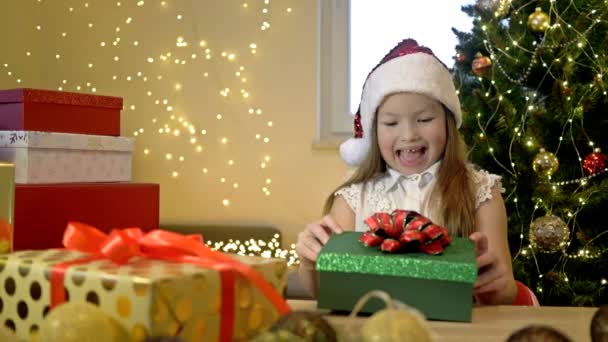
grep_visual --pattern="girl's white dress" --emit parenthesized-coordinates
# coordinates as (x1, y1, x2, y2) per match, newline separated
(335, 162, 505, 232)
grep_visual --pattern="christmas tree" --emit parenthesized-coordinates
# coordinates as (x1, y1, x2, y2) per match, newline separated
(453, 0, 608, 306)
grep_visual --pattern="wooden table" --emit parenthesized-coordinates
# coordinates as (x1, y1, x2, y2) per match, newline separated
(288, 300, 598, 341)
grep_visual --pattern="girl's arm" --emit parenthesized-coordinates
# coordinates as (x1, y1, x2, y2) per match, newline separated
(296, 195, 355, 297)
(472, 184, 518, 305)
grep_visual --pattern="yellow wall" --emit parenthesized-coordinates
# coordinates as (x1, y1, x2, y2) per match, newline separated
(0, 1, 349, 246)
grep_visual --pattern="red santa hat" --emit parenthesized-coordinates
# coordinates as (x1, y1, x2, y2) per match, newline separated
(340, 39, 462, 167)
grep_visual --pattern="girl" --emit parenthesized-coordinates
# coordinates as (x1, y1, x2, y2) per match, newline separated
(296, 39, 517, 305)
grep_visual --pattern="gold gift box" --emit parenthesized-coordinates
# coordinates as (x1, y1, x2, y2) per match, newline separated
(0, 162, 14, 254)
(0, 249, 287, 341)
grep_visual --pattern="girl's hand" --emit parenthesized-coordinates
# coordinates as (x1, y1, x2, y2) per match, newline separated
(296, 215, 344, 269)
(470, 231, 511, 296)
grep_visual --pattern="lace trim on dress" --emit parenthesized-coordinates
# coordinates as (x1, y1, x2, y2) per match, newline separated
(473, 169, 505, 209)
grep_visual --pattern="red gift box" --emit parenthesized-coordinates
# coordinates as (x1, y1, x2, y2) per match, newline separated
(14, 183, 159, 250)
(0, 88, 122, 136)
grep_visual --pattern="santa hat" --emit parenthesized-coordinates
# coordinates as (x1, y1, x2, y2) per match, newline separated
(340, 39, 462, 167)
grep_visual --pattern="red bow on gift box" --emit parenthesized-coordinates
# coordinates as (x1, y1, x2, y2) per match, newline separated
(50, 222, 291, 342)
(360, 210, 451, 254)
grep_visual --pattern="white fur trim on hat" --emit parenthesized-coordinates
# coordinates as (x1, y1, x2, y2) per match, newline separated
(340, 51, 461, 167)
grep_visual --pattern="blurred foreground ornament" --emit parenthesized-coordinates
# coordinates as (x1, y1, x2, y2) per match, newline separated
(347, 290, 434, 342)
(38, 302, 127, 342)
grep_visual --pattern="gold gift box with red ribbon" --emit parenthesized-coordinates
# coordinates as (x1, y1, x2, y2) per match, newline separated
(0, 222, 290, 341)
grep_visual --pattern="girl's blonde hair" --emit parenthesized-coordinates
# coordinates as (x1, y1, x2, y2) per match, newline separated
(323, 103, 476, 237)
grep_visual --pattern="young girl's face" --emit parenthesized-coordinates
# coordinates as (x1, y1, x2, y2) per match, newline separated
(376, 92, 447, 175)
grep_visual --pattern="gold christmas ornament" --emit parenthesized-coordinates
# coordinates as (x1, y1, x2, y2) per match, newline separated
(38, 302, 128, 342)
(347, 290, 434, 342)
(529, 214, 570, 253)
(496, 0, 512, 17)
(532, 148, 559, 177)
(472, 52, 493, 76)
(527, 7, 550, 33)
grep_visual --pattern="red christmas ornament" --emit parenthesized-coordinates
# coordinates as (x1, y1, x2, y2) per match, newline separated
(454, 50, 467, 64)
(472, 52, 492, 76)
(583, 149, 608, 175)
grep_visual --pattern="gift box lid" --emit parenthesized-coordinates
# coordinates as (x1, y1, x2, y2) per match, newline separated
(0, 130, 133, 151)
(0, 88, 123, 109)
(317, 232, 477, 284)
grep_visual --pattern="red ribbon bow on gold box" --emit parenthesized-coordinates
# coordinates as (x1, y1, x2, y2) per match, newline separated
(50, 222, 291, 342)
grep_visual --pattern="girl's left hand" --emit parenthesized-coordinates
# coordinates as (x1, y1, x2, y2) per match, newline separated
(469, 231, 511, 295)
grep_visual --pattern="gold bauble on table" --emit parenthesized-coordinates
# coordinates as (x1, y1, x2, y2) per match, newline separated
(532, 148, 559, 177)
(527, 7, 550, 33)
(38, 302, 128, 342)
(361, 308, 434, 342)
(529, 214, 570, 253)
(346, 290, 434, 342)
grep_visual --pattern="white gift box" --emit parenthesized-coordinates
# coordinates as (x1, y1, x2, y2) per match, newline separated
(0, 131, 133, 184)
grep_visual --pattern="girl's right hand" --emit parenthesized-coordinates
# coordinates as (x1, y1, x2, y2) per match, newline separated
(296, 215, 344, 269)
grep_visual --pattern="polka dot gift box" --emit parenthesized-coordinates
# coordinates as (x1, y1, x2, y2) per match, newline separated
(0, 238, 288, 341)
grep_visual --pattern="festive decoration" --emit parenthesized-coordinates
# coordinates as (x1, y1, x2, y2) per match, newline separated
(347, 290, 433, 342)
(472, 52, 493, 76)
(591, 305, 608, 342)
(454, 50, 467, 64)
(527, 7, 551, 33)
(496, 0, 512, 17)
(454, 0, 608, 306)
(206, 234, 300, 266)
(317, 232, 477, 322)
(583, 149, 607, 176)
(529, 214, 570, 253)
(524, 88, 547, 116)
(360, 210, 451, 254)
(38, 302, 128, 342)
(476, 0, 511, 17)
(267, 311, 338, 342)
(533, 148, 559, 177)
(506, 325, 572, 341)
(0, 223, 290, 342)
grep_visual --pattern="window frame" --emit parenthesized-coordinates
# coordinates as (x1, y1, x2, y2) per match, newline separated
(316, 0, 352, 149)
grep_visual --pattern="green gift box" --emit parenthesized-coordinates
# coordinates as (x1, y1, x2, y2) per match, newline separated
(316, 232, 477, 322)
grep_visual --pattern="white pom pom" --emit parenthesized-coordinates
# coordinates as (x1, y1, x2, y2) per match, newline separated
(339, 138, 370, 167)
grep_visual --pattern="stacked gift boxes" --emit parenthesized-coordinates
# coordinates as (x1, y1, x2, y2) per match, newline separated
(0, 88, 159, 250)
(0, 88, 289, 342)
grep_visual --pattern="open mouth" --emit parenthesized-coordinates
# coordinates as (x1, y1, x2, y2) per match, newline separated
(396, 147, 427, 167)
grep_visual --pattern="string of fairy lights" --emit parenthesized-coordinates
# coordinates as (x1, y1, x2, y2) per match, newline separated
(458, 0, 608, 293)
(1, 0, 301, 264)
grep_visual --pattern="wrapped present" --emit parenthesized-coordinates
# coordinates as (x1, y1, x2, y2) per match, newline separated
(0, 223, 290, 342)
(0, 162, 14, 253)
(0, 88, 122, 136)
(316, 232, 477, 322)
(0, 131, 133, 184)
(14, 183, 159, 250)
